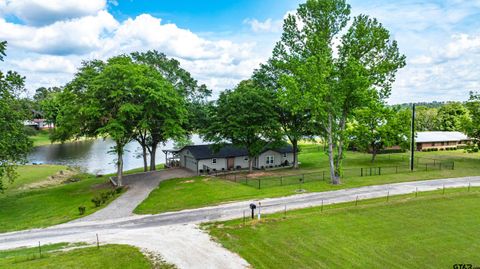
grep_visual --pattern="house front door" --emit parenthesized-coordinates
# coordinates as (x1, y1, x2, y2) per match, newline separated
(227, 157, 235, 170)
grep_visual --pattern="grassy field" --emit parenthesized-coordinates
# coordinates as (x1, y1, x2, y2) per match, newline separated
(0, 243, 172, 268)
(208, 188, 480, 269)
(29, 130, 53, 147)
(135, 145, 480, 214)
(0, 165, 123, 233)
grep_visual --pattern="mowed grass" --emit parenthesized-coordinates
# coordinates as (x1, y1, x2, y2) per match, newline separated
(0, 244, 162, 269)
(135, 145, 480, 214)
(0, 165, 122, 233)
(4, 165, 68, 190)
(29, 130, 53, 147)
(208, 189, 480, 269)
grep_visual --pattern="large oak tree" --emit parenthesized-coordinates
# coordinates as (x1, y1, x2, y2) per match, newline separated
(270, 0, 406, 184)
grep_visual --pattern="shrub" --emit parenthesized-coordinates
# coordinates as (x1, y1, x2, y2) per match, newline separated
(100, 192, 110, 204)
(115, 186, 124, 194)
(78, 206, 86, 215)
(91, 196, 102, 207)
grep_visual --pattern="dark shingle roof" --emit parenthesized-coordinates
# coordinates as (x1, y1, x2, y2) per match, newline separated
(181, 144, 293, 160)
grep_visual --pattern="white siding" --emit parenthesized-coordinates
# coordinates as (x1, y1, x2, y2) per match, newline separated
(234, 156, 250, 169)
(178, 149, 197, 172)
(198, 158, 227, 172)
(257, 151, 294, 168)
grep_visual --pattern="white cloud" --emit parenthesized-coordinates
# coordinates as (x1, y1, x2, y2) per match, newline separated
(0, 11, 118, 55)
(1, 0, 106, 26)
(0, 10, 266, 96)
(11, 55, 76, 73)
(243, 18, 283, 33)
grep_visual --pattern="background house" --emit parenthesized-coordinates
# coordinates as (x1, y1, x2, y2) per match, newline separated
(416, 131, 470, 151)
(170, 144, 295, 174)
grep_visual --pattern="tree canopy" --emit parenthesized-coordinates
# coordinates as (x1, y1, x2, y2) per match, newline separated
(0, 41, 32, 191)
(54, 55, 185, 185)
(267, 0, 406, 183)
(202, 80, 282, 172)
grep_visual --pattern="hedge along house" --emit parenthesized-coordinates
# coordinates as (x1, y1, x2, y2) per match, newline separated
(416, 131, 470, 151)
(167, 144, 295, 174)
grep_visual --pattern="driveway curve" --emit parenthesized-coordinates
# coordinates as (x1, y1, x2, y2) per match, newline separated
(76, 168, 194, 222)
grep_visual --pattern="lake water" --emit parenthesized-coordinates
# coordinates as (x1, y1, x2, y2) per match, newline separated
(28, 135, 205, 174)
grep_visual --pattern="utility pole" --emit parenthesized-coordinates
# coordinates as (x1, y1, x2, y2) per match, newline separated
(410, 104, 416, 171)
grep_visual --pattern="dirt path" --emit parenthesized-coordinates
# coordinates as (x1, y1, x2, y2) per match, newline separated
(76, 168, 194, 222)
(1, 176, 480, 268)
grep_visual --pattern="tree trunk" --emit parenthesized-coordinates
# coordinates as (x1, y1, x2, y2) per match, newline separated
(327, 114, 340, 184)
(248, 158, 253, 173)
(335, 116, 347, 177)
(149, 142, 158, 171)
(142, 144, 148, 172)
(371, 150, 377, 163)
(292, 139, 299, 169)
(117, 147, 124, 187)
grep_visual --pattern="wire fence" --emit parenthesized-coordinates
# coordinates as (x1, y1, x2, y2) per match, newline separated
(220, 157, 455, 189)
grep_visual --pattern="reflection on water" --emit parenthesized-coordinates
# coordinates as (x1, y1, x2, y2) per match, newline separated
(28, 135, 205, 174)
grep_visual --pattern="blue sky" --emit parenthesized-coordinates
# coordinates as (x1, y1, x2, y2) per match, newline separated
(0, 0, 479, 104)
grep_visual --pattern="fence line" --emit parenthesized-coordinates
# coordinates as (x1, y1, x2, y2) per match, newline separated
(222, 158, 454, 189)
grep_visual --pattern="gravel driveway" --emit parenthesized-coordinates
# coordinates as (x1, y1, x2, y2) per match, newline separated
(76, 168, 194, 222)
(2, 176, 479, 269)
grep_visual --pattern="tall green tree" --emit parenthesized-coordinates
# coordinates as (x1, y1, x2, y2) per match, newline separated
(270, 0, 405, 184)
(0, 41, 32, 191)
(415, 106, 438, 131)
(57, 56, 180, 185)
(436, 102, 469, 131)
(203, 80, 282, 172)
(253, 62, 314, 169)
(463, 91, 480, 146)
(350, 101, 410, 162)
(131, 51, 210, 171)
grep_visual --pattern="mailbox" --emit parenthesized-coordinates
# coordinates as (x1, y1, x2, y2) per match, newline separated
(249, 203, 257, 219)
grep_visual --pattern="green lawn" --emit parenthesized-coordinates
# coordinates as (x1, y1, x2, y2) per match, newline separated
(0, 165, 123, 233)
(0, 243, 172, 268)
(135, 145, 480, 214)
(207, 189, 480, 269)
(3, 165, 68, 190)
(29, 130, 53, 147)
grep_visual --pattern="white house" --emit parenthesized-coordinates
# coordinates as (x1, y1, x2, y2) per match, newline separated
(170, 144, 295, 174)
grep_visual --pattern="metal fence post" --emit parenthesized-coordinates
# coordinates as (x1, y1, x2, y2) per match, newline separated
(379, 167, 381, 175)
(280, 176, 283, 186)
(258, 178, 261, 189)
(452, 162, 455, 170)
(322, 171, 325, 180)
(425, 163, 428, 171)
(395, 166, 398, 173)
(361, 168, 363, 177)
(38, 241, 42, 257)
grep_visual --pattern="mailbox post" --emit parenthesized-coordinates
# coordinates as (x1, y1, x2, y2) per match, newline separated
(249, 203, 256, 219)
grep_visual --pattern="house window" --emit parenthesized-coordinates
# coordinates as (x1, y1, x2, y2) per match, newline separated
(244, 157, 248, 161)
(431, 143, 435, 147)
(283, 153, 287, 158)
(266, 155, 274, 165)
(212, 158, 217, 164)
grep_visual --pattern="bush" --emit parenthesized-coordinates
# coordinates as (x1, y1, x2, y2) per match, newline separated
(115, 186, 124, 194)
(78, 206, 86, 215)
(91, 196, 102, 207)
